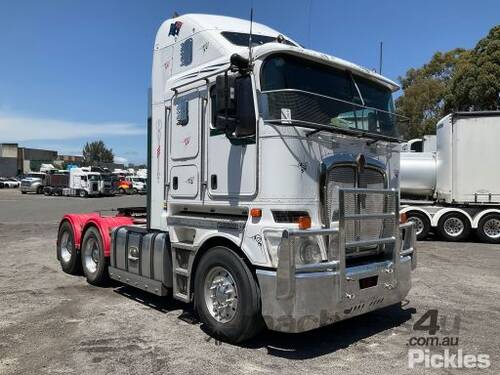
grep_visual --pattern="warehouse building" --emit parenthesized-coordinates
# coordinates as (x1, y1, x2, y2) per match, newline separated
(0, 143, 58, 177)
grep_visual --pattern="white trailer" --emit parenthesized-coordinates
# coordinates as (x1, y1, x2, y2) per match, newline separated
(56, 14, 416, 343)
(401, 111, 500, 243)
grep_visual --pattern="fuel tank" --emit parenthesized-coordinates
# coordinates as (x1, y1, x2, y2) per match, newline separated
(400, 152, 437, 197)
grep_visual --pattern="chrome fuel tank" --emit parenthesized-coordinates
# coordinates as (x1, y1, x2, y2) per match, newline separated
(400, 152, 437, 197)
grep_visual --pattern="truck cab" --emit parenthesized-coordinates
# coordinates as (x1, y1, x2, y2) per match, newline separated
(56, 14, 416, 343)
(20, 172, 46, 194)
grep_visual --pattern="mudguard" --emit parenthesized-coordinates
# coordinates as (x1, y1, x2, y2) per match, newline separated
(59, 213, 134, 256)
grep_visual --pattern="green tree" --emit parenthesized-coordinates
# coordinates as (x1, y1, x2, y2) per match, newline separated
(396, 49, 466, 138)
(82, 140, 114, 166)
(446, 25, 500, 112)
(396, 24, 500, 139)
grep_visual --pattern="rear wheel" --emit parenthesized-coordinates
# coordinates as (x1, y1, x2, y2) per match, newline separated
(437, 212, 471, 241)
(406, 211, 430, 241)
(57, 221, 81, 274)
(119, 188, 126, 194)
(477, 213, 500, 244)
(81, 226, 109, 286)
(194, 246, 263, 343)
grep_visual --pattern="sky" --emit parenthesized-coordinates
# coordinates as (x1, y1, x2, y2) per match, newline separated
(0, 0, 498, 165)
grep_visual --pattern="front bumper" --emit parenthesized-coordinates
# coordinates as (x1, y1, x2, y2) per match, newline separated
(257, 188, 417, 333)
(20, 185, 36, 192)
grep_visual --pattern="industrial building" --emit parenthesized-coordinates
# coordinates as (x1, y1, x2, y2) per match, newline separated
(0, 143, 57, 177)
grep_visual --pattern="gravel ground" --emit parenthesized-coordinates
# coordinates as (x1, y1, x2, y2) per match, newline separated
(0, 188, 499, 374)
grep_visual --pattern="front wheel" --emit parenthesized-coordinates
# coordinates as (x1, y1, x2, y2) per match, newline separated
(79, 189, 88, 198)
(194, 246, 263, 343)
(477, 213, 500, 244)
(36, 186, 43, 194)
(81, 227, 109, 286)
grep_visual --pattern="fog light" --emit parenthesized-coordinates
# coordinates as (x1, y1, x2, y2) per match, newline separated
(296, 238, 322, 265)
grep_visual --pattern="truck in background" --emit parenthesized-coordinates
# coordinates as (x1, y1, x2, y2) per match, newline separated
(20, 172, 46, 194)
(43, 170, 70, 196)
(125, 175, 147, 194)
(400, 111, 500, 243)
(61, 167, 102, 198)
(55, 14, 416, 343)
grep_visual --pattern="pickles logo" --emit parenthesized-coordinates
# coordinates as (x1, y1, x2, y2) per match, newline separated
(406, 309, 491, 369)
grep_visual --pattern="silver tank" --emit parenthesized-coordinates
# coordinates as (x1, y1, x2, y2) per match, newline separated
(400, 152, 437, 197)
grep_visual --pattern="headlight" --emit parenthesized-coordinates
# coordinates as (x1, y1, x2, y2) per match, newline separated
(295, 237, 322, 265)
(263, 231, 323, 267)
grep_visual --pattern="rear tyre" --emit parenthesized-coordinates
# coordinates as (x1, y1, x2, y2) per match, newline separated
(57, 221, 81, 274)
(437, 212, 471, 242)
(119, 188, 126, 195)
(406, 211, 430, 241)
(477, 213, 500, 244)
(81, 226, 109, 286)
(194, 246, 264, 343)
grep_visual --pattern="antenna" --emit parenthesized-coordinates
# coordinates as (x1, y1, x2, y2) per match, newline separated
(379, 41, 383, 74)
(248, 8, 254, 66)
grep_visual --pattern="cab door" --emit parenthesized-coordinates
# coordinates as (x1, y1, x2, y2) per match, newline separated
(168, 87, 205, 200)
(205, 86, 257, 199)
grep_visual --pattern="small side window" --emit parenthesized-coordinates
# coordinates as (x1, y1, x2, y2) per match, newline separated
(180, 38, 193, 66)
(176, 100, 189, 126)
(210, 85, 217, 128)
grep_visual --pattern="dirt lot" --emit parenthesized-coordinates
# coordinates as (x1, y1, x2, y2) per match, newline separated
(0, 188, 499, 374)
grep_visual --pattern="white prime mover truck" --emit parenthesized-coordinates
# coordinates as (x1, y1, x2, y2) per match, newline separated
(401, 111, 500, 243)
(56, 14, 416, 343)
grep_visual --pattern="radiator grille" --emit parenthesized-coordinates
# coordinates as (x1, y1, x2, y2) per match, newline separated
(325, 165, 395, 259)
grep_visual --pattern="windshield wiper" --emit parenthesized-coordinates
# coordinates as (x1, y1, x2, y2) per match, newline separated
(265, 119, 400, 143)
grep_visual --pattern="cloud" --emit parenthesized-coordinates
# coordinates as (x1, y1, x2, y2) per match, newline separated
(0, 111, 145, 142)
(114, 156, 128, 165)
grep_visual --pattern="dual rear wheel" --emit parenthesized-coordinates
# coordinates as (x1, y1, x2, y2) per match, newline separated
(57, 226, 264, 343)
(57, 223, 109, 285)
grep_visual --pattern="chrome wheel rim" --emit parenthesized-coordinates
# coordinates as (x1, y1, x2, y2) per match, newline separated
(408, 216, 424, 236)
(443, 217, 464, 237)
(83, 237, 99, 274)
(483, 218, 500, 239)
(60, 231, 73, 264)
(204, 266, 238, 323)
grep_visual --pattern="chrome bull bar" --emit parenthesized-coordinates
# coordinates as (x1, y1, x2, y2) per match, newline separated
(276, 188, 417, 300)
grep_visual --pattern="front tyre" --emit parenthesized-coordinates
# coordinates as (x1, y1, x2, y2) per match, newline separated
(194, 246, 263, 343)
(57, 221, 81, 274)
(406, 211, 431, 241)
(81, 226, 109, 286)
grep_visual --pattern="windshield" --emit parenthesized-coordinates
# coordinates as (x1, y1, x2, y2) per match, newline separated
(88, 174, 100, 181)
(260, 54, 400, 139)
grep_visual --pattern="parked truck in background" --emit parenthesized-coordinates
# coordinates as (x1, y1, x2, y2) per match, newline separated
(20, 172, 46, 194)
(400, 111, 500, 243)
(125, 175, 147, 194)
(43, 170, 70, 196)
(62, 167, 102, 198)
(55, 14, 416, 343)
